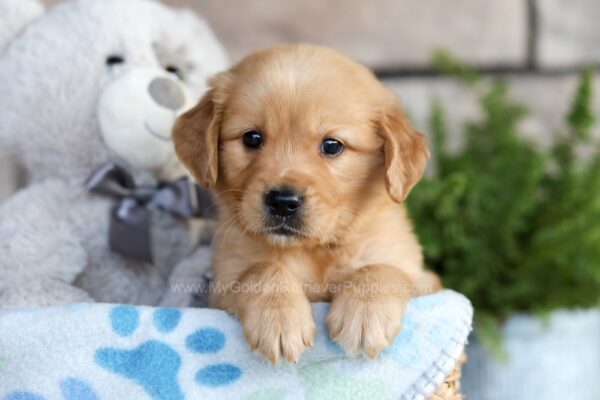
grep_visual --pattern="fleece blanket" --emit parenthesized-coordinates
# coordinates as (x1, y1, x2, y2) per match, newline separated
(0, 290, 471, 400)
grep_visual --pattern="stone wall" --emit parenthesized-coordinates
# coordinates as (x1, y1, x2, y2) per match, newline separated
(1, 0, 598, 201)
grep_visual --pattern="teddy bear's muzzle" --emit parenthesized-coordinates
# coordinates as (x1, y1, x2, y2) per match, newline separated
(97, 68, 194, 172)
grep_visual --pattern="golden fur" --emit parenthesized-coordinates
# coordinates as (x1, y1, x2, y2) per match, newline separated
(174, 44, 439, 363)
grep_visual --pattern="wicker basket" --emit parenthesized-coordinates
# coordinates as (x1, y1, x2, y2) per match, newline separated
(427, 352, 466, 400)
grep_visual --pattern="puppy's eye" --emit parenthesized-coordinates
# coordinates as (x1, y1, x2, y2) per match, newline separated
(321, 138, 344, 156)
(243, 130, 263, 149)
(106, 55, 125, 66)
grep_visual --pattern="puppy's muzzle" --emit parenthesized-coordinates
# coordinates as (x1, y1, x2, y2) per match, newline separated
(265, 187, 303, 218)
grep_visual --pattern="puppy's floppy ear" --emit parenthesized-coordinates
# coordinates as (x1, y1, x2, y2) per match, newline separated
(173, 88, 222, 188)
(377, 100, 430, 203)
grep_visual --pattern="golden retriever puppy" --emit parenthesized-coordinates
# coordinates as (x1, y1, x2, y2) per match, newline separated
(173, 43, 438, 363)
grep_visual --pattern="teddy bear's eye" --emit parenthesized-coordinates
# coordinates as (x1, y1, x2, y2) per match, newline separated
(106, 55, 125, 67)
(165, 65, 183, 80)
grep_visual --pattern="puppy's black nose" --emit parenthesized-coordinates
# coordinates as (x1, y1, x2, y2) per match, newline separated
(265, 188, 302, 217)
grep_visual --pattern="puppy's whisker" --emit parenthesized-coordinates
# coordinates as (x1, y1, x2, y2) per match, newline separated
(212, 218, 235, 244)
(220, 211, 245, 245)
(213, 188, 245, 199)
(200, 200, 222, 217)
(215, 220, 236, 247)
(335, 205, 361, 218)
(212, 213, 241, 246)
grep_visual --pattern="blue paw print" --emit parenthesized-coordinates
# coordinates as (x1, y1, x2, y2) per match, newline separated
(6, 378, 98, 400)
(95, 306, 241, 400)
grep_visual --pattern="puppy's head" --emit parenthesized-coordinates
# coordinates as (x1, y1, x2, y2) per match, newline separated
(174, 44, 428, 247)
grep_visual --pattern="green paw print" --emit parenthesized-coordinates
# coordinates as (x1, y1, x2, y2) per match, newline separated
(301, 365, 388, 400)
(0, 355, 7, 373)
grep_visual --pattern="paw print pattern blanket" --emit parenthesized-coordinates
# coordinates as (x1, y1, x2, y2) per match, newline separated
(0, 290, 472, 400)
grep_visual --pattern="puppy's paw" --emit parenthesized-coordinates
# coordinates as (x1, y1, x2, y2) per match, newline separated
(327, 293, 406, 358)
(241, 297, 316, 364)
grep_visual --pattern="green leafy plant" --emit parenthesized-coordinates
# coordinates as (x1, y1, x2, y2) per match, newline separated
(407, 52, 600, 356)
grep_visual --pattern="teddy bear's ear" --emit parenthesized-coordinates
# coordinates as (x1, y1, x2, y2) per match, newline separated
(0, 0, 45, 53)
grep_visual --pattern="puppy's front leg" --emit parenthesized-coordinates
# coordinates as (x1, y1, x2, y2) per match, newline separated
(233, 263, 316, 364)
(327, 264, 415, 358)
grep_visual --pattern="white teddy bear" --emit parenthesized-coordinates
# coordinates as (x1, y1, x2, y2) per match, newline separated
(0, 0, 227, 307)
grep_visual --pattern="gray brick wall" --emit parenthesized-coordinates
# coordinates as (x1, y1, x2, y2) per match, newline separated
(164, 0, 528, 69)
(537, 0, 600, 68)
(389, 73, 600, 149)
(1, 0, 598, 201)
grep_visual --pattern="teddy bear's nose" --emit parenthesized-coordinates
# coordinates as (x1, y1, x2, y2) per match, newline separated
(148, 77, 185, 111)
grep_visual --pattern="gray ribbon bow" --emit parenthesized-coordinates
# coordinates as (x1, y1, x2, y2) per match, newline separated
(85, 162, 216, 263)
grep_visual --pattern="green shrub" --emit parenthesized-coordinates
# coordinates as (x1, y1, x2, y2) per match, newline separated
(406, 53, 600, 355)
